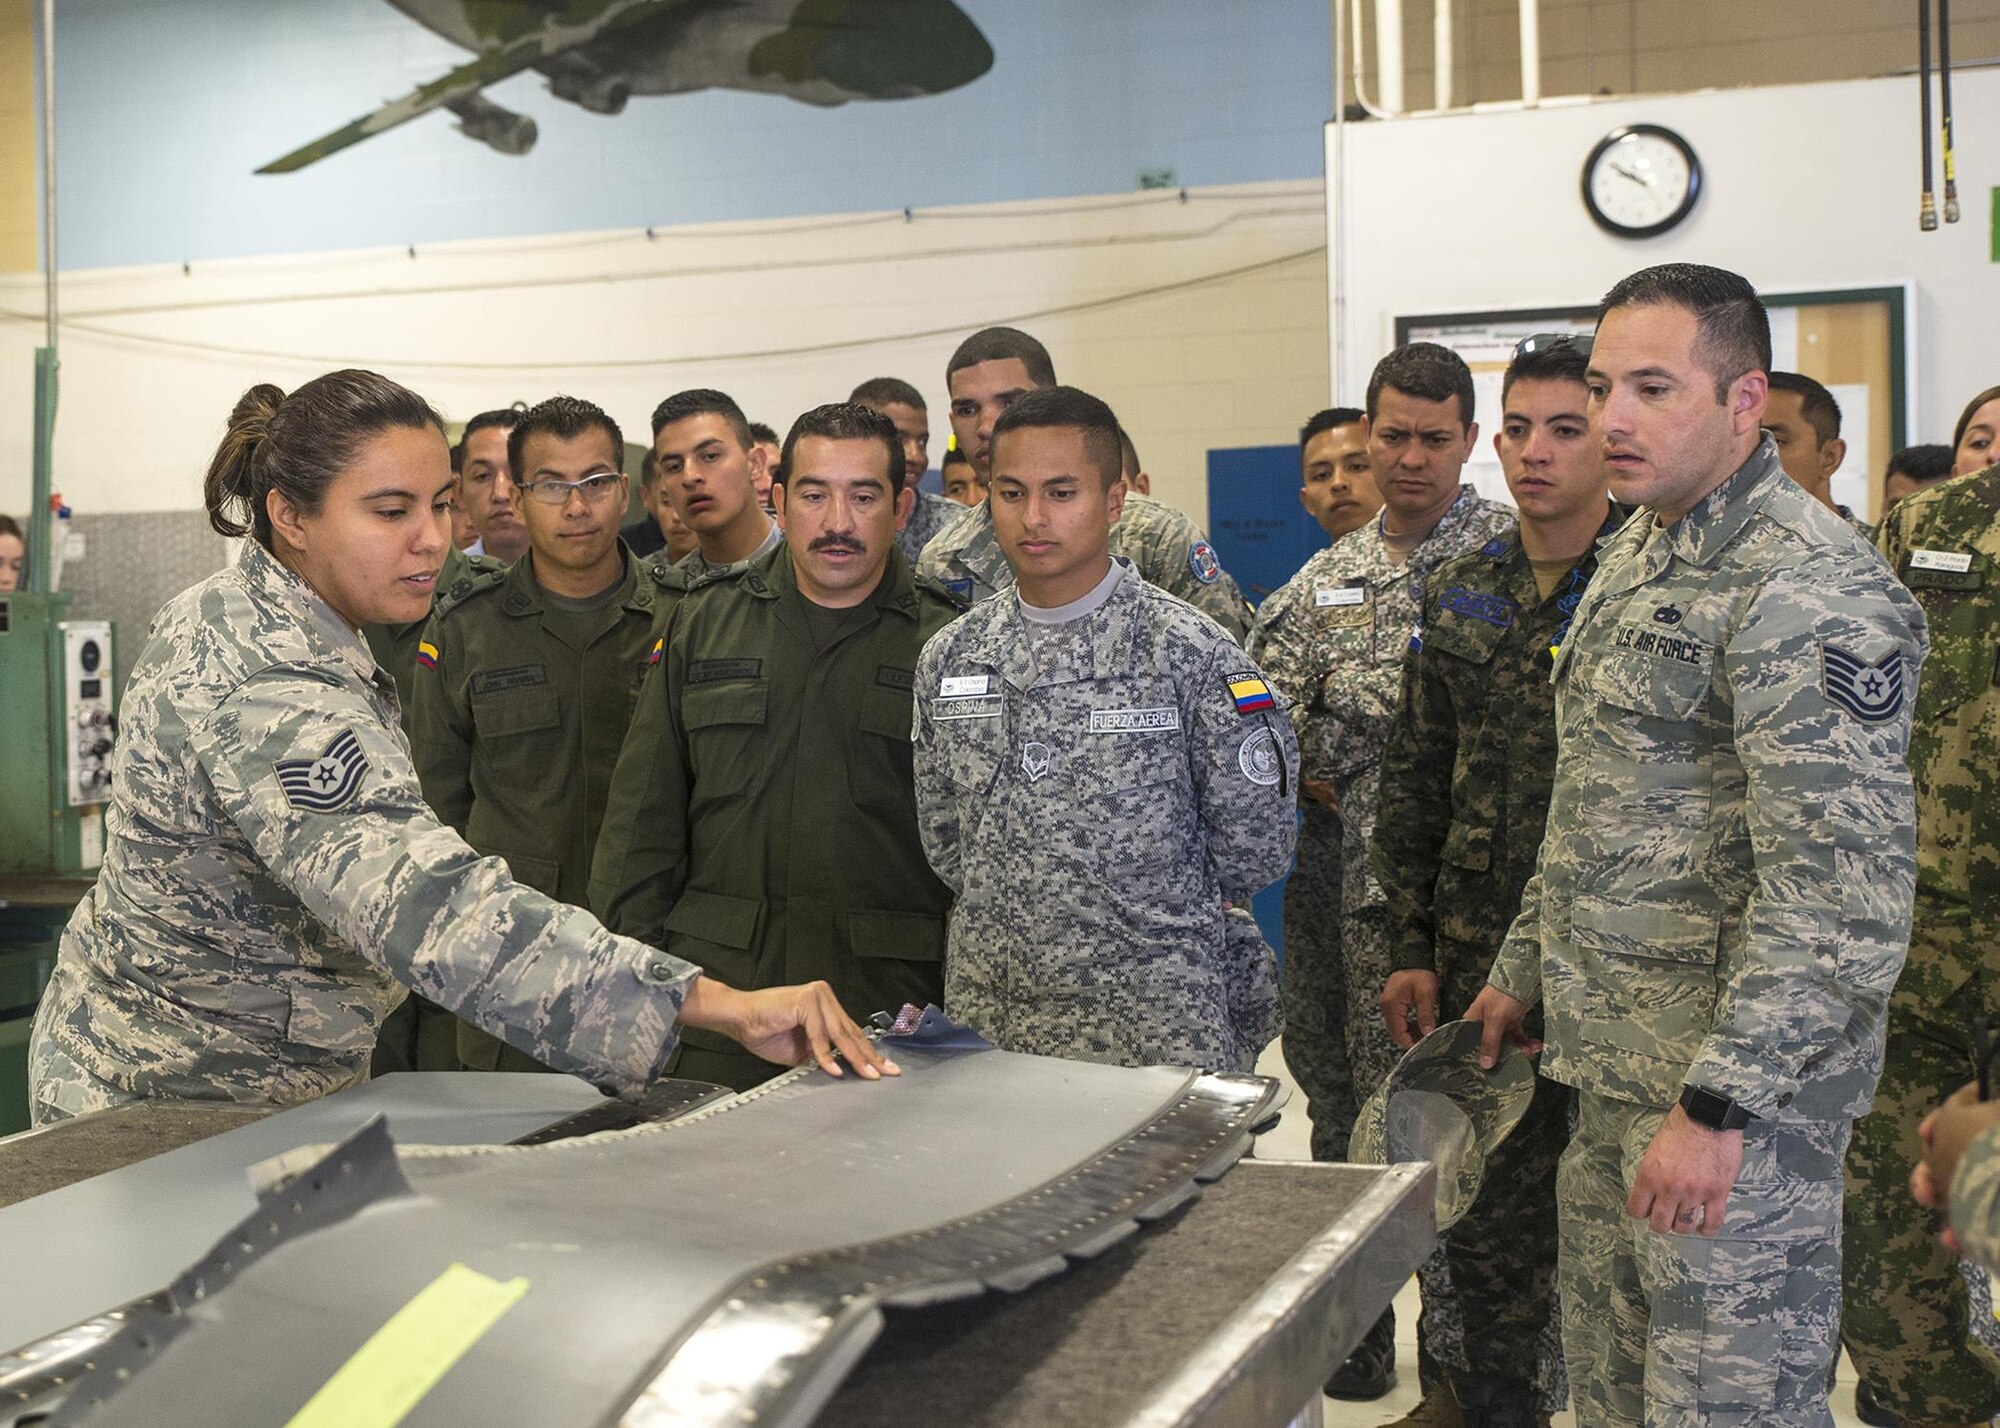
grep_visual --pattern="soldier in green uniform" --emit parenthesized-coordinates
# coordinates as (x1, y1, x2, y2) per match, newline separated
(412, 395, 689, 1073)
(29, 371, 893, 1123)
(363, 418, 508, 1076)
(917, 326, 1252, 641)
(1471, 265, 1927, 1427)
(652, 388, 783, 582)
(1840, 446, 2000, 1428)
(1374, 337, 1620, 1426)
(591, 403, 964, 1091)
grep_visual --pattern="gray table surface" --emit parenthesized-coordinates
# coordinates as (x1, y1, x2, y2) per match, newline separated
(0, 1083, 1431, 1428)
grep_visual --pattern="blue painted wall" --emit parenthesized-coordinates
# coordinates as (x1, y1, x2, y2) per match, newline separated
(57, 0, 1331, 270)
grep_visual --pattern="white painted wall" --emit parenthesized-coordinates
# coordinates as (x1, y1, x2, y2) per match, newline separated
(1326, 73, 2000, 447)
(0, 180, 1329, 529)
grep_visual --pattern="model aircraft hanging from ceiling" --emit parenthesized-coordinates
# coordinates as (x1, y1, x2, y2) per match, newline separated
(257, 0, 995, 174)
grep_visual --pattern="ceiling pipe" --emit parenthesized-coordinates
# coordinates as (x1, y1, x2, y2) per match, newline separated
(1375, 0, 1405, 116)
(1435, 0, 1455, 112)
(1520, 0, 1542, 106)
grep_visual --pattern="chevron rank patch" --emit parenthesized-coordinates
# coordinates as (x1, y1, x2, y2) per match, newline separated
(414, 641, 439, 670)
(1227, 674, 1275, 715)
(275, 729, 370, 813)
(1821, 643, 1905, 723)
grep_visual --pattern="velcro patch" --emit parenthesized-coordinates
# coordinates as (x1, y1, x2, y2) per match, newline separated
(1437, 586, 1516, 628)
(1088, 707, 1180, 734)
(275, 730, 369, 814)
(934, 694, 1004, 721)
(688, 658, 763, 685)
(1238, 726, 1282, 786)
(469, 665, 546, 695)
(1227, 675, 1275, 715)
(1822, 644, 1905, 723)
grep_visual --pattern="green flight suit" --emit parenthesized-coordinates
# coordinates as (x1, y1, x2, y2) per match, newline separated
(362, 540, 502, 1074)
(412, 544, 688, 1072)
(590, 544, 963, 1091)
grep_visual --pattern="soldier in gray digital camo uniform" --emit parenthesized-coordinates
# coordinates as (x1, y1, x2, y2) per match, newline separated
(914, 386, 1296, 1072)
(915, 326, 1251, 641)
(1254, 343, 1512, 1404)
(29, 371, 889, 1123)
(1470, 266, 1927, 1428)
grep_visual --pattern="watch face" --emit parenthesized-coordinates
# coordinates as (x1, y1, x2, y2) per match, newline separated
(1583, 124, 1701, 238)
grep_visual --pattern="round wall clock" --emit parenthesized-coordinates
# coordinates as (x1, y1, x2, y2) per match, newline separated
(1582, 124, 1702, 238)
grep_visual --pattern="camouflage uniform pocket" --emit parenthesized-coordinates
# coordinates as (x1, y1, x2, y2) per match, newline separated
(1583, 648, 1714, 826)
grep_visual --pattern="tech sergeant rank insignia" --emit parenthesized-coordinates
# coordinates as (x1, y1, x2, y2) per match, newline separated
(275, 729, 370, 813)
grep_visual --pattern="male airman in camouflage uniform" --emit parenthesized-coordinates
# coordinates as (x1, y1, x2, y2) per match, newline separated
(1840, 459, 2000, 1427)
(916, 325, 1251, 641)
(412, 396, 688, 1074)
(592, 404, 963, 1091)
(914, 387, 1296, 1071)
(1373, 339, 1619, 1425)
(1471, 265, 1927, 1427)
(1253, 343, 1511, 1402)
(28, 540, 704, 1121)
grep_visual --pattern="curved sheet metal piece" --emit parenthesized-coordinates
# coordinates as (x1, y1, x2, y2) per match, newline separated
(50, 1033, 1281, 1428)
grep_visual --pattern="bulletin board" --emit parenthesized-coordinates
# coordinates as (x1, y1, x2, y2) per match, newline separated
(1395, 285, 1912, 522)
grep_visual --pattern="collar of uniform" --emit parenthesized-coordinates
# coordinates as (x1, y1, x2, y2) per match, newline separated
(955, 500, 1013, 586)
(1662, 436, 1783, 568)
(988, 557, 1142, 691)
(236, 539, 379, 682)
(1371, 484, 1488, 565)
(755, 536, 921, 620)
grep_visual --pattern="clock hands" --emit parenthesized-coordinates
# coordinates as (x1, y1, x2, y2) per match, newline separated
(1611, 161, 1654, 187)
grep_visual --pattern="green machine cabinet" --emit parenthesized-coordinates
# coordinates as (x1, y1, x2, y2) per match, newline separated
(0, 591, 117, 1131)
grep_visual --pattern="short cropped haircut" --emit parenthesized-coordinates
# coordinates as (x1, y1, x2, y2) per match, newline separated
(778, 402, 906, 492)
(1367, 343, 1475, 428)
(1768, 371, 1842, 445)
(1953, 384, 2000, 452)
(989, 385, 1123, 489)
(1598, 263, 1771, 402)
(651, 388, 752, 445)
(1887, 443, 1954, 483)
(1301, 407, 1366, 449)
(748, 421, 779, 447)
(1117, 426, 1141, 480)
(453, 408, 522, 471)
(946, 326, 1057, 387)
(638, 447, 660, 490)
(941, 445, 972, 471)
(1502, 342, 1590, 406)
(849, 376, 926, 411)
(507, 395, 624, 479)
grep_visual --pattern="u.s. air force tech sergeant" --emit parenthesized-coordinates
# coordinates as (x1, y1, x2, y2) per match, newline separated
(29, 371, 893, 1123)
(592, 404, 964, 1091)
(916, 325, 1253, 643)
(651, 387, 784, 583)
(1468, 265, 1927, 1427)
(1373, 337, 1621, 1426)
(412, 396, 690, 1074)
(1251, 343, 1512, 1402)
(914, 386, 1297, 1072)
(1840, 447, 2000, 1427)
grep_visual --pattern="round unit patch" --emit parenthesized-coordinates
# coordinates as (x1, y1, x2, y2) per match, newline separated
(1188, 540, 1222, 586)
(1238, 726, 1281, 786)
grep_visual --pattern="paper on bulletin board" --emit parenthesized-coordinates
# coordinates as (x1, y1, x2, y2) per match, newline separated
(1826, 383, 1872, 519)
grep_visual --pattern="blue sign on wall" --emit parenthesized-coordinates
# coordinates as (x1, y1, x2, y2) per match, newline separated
(1205, 443, 1323, 608)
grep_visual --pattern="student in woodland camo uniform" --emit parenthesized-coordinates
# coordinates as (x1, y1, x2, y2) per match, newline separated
(28, 370, 891, 1124)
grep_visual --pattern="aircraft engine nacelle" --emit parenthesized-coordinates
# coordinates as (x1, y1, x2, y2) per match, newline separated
(544, 54, 631, 115)
(444, 93, 538, 157)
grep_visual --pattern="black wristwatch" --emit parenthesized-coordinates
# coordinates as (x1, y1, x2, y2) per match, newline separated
(1680, 1085, 1756, 1132)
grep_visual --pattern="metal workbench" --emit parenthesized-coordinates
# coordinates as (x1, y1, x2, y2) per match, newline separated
(0, 1080, 1432, 1427)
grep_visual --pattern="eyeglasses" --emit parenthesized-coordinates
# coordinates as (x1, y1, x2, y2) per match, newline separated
(1513, 332, 1594, 360)
(524, 472, 624, 506)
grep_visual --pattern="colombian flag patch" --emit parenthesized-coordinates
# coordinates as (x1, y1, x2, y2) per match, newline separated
(1227, 674, 1274, 715)
(415, 641, 439, 670)
(647, 637, 664, 666)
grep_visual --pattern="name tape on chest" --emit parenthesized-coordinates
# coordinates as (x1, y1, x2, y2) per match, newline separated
(939, 674, 990, 697)
(1909, 548, 1974, 574)
(1437, 586, 1517, 629)
(1088, 706, 1181, 734)
(1314, 585, 1367, 608)
(469, 664, 547, 695)
(275, 729, 370, 814)
(1613, 623, 1708, 666)
(688, 658, 763, 685)
(934, 693, 1004, 720)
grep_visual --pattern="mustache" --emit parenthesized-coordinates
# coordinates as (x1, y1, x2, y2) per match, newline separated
(808, 535, 866, 555)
